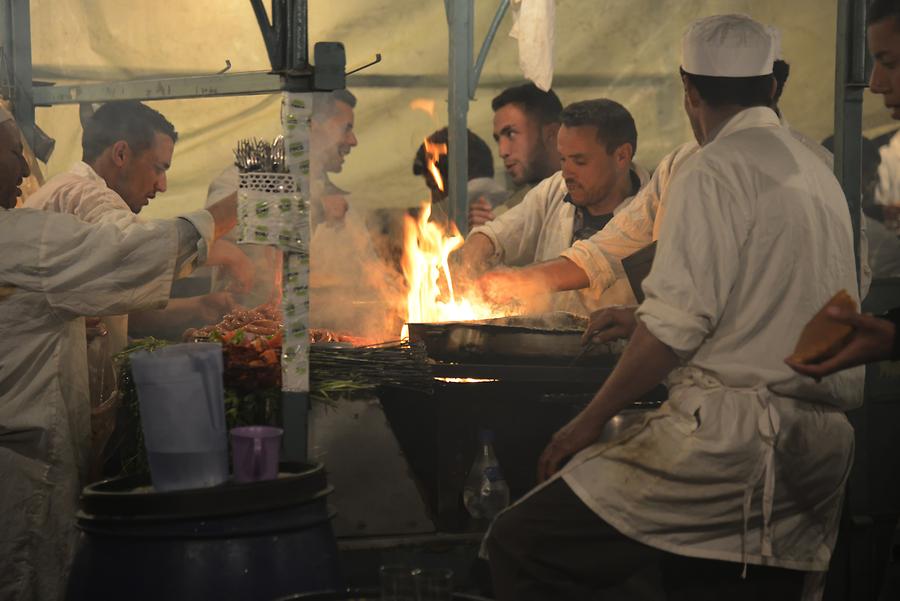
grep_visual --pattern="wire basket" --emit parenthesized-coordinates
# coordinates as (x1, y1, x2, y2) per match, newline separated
(237, 172, 309, 251)
(239, 172, 297, 194)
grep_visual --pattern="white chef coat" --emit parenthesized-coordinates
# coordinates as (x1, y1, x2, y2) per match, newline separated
(0, 208, 204, 601)
(25, 162, 214, 350)
(556, 108, 862, 590)
(563, 117, 872, 305)
(561, 143, 698, 301)
(876, 129, 900, 210)
(469, 167, 648, 315)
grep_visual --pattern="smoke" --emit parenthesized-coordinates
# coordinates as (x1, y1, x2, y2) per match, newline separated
(309, 206, 408, 341)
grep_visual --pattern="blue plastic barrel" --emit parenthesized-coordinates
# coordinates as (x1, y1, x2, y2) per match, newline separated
(66, 462, 342, 601)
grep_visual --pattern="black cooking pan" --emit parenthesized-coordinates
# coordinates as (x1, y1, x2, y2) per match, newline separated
(407, 312, 622, 366)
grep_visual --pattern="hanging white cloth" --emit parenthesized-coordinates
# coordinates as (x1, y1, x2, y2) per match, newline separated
(509, 0, 555, 91)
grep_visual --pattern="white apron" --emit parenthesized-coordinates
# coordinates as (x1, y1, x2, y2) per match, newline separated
(0, 208, 191, 601)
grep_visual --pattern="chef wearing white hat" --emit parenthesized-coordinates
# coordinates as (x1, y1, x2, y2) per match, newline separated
(485, 14, 860, 601)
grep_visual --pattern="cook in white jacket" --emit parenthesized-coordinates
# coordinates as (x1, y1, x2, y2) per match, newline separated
(0, 109, 238, 601)
(459, 98, 647, 316)
(570, 58, 871, 338)
(24, 101, 253, 346)
(506, 54, 870, 336)
(485, 16, 861, 601)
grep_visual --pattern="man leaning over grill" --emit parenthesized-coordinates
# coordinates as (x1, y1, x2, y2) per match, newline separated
(456, 98, 648, 316)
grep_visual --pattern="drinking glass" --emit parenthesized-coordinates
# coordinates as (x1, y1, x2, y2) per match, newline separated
(380, 565, 416, 601)
(413, 567, 453, 601)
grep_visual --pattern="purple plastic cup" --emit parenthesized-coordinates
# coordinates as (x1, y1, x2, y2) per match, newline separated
(230, 426, 283, 483)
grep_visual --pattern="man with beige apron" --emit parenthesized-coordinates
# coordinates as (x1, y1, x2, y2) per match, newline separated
(485, 15, 862, 601)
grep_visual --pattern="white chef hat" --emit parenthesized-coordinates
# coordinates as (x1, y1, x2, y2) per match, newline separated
(682, 14, 775, 77)
(766, 25, 783, 61)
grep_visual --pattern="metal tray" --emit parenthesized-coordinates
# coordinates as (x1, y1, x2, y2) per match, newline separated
(407, 312, 622, 366)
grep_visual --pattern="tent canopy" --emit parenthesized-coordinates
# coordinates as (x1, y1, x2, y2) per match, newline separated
(28, 0, 893, 219)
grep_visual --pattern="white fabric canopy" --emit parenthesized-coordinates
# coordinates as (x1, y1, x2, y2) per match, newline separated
(25, 0, 893, 220)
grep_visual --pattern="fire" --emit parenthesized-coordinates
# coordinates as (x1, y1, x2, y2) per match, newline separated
(400, 203, 499, 338)
(423, 138, 448, 192)
(409, 98, 437, 118)
(400, 124, 516, 339)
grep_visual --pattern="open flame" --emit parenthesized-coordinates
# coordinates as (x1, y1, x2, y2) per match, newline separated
(409, 98, 437, 118)
(400, 126, 518, 339)
(400, 203, 500, 338)
(423, 137, 448, 192)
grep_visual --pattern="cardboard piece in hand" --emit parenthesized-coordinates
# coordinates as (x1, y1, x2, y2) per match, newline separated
(788, 289, 857, 364)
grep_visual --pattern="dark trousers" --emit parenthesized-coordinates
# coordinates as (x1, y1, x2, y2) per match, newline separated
(485, 479, 807, 601)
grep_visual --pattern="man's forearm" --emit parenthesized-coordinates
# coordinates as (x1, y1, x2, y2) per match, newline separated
(518, 257, 590, 292)
(579, 322, 681, 426)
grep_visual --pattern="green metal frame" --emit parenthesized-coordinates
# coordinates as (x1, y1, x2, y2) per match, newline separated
(834, 0, 868, 290)
(446, 0, 511, 235)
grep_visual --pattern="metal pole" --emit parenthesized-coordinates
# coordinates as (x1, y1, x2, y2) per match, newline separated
(280, 0, 311, 463)
(0, 0, 35, 150)
(447, 0, 473, 235)
(286, 0, 308, 72)
(834, 6, 872, 596)
(249, 0, 283, 70)
(470, 0, 510, 97)
(833, 0, 867, 293)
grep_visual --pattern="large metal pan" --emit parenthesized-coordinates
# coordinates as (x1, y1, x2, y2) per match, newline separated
(407, 312, 622, 366)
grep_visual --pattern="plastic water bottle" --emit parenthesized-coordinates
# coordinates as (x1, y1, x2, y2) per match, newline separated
(463, 429, 510, 519)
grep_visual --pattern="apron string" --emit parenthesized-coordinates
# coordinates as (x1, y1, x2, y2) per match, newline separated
(741, 388, 781, 577)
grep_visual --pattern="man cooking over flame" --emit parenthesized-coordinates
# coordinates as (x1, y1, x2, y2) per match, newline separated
(485, 15, 861, 600)
(456, 98, 647, 315)
(25, 101, 251, 345)
(466, 28, 870, 328)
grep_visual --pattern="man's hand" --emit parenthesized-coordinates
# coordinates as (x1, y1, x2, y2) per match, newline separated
(537, 412, 607, 483)
(539, 322, 682, 482)
(785, 307, 895, 378)
(207, 240, 255, 294)
(468, 197, 495, 229)
(453, 232, 496, 280)
(582, 305, 638, 346)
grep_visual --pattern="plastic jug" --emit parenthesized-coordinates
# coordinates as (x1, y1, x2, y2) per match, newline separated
(130, 343, 228, 491)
